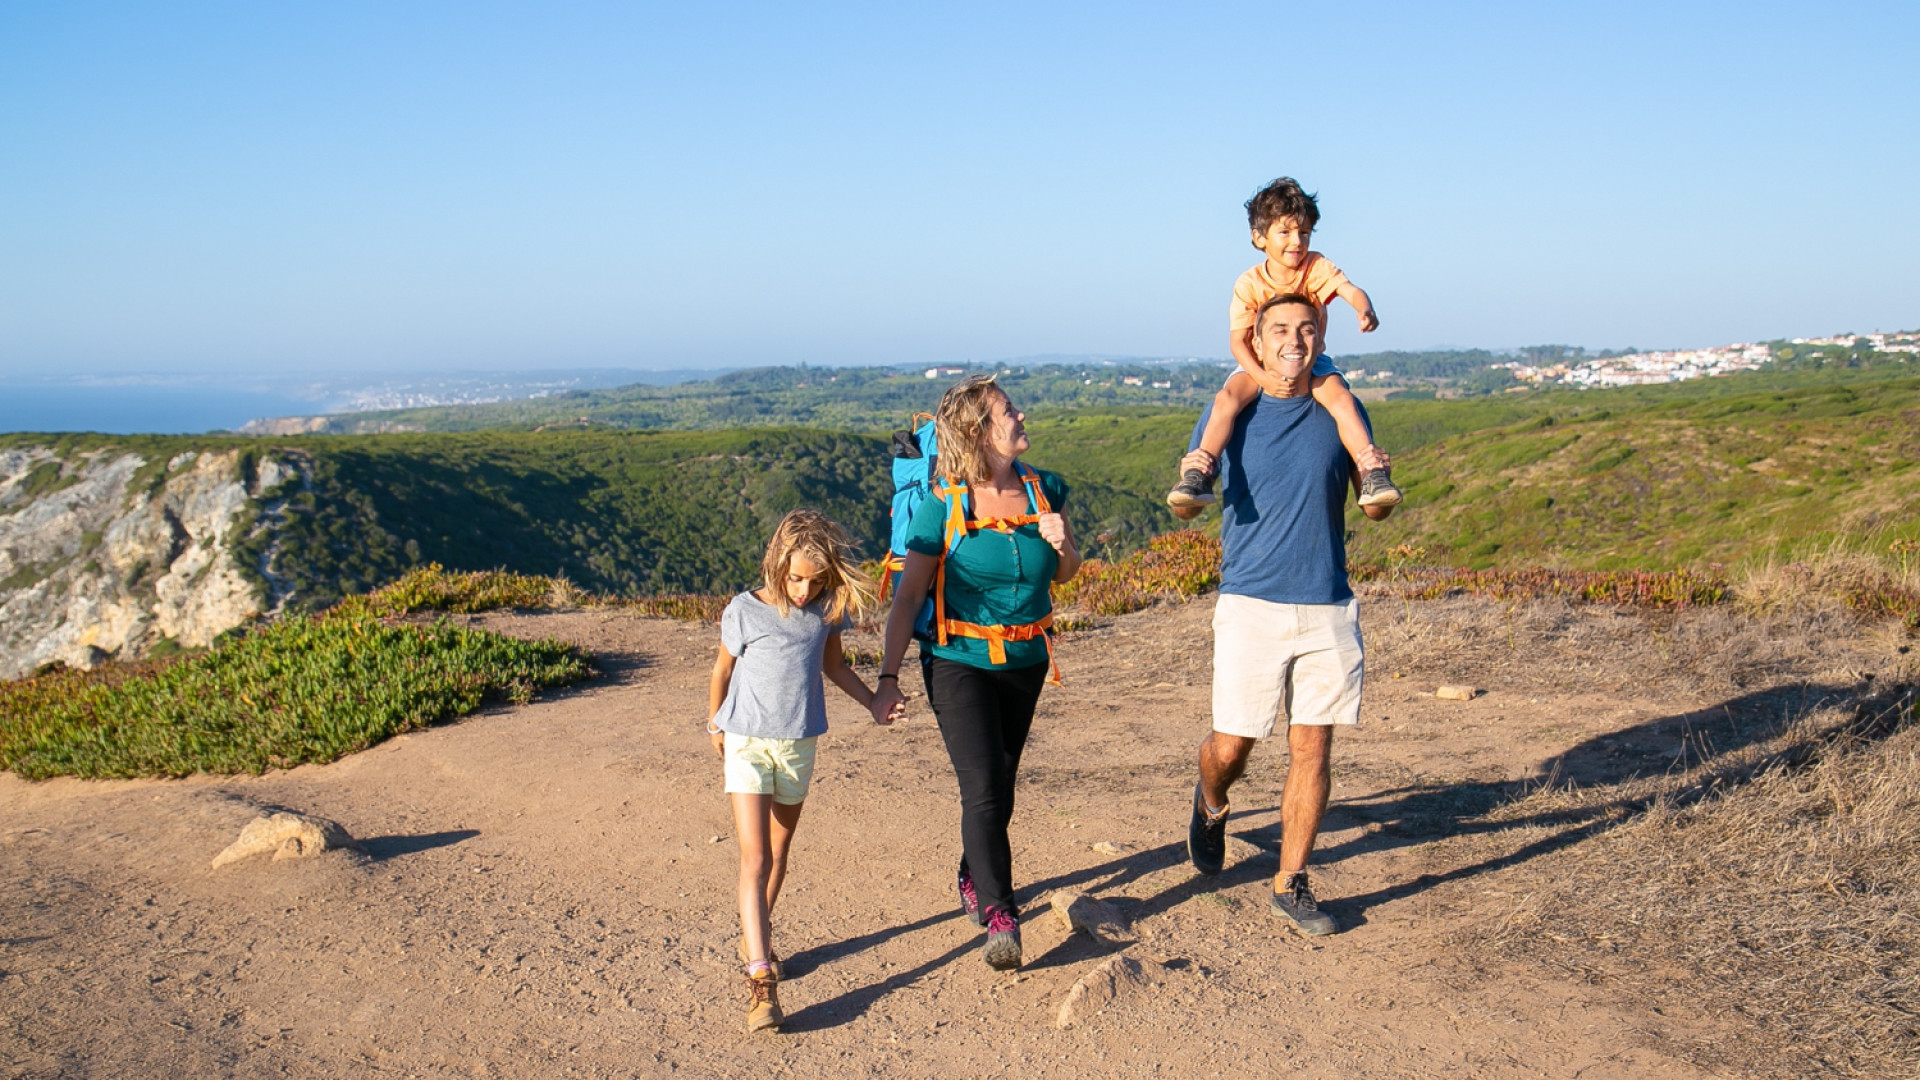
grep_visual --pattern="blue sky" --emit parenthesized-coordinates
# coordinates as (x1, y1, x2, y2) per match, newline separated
(2, 1, 1914, 375)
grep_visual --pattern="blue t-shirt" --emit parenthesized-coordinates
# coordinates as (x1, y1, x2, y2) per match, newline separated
(1188, 393, 1365, 605)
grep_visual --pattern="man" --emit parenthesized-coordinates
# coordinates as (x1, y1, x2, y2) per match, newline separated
(1172, 292, 1394, 936)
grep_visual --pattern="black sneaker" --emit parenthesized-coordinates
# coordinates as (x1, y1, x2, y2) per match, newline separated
(1269, 871, 1337, 936)
(1357, 468, 1403, 508)
(1167, 468, 1217, 508)
(981, 906, 1022, 971)
(1187, 783, 1227, 875)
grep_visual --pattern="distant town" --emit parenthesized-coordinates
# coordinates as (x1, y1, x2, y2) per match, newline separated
(1486, 331, 1919, 389)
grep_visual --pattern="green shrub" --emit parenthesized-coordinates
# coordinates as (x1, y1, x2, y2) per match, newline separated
(0, 612, 591, 779)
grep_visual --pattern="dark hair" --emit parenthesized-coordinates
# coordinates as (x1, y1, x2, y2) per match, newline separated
(1245, 177, 1320, 234)
(1252, 293, 1318, 336)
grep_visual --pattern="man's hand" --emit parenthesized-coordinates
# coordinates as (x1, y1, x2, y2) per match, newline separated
(1357, 307, 1379, 333)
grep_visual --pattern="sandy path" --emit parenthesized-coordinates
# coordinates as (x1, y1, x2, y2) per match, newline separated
(1, 602, 1740, 1079)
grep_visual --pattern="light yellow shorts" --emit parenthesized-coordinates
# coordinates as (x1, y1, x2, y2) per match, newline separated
(722, 734, 819, 805)
(1211, 593, 1364, 736)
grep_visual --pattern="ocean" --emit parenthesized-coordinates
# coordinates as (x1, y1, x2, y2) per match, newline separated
(0, 383, 325, 436)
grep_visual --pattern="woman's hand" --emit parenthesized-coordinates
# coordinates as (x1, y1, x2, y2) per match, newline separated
(869, 679, 907, 725)
(708, 726, 725, 759)
(1038, 512, 1071, 553)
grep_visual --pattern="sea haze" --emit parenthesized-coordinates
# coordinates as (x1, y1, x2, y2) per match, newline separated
(0, 369, 725, 435)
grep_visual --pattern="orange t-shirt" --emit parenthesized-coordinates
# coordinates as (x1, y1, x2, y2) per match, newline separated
(1228, 253, 1350, 346)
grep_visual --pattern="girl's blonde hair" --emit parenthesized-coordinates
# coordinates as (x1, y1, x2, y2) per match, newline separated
(934, 374, 1009, 485)
(760, 508, 874, 624)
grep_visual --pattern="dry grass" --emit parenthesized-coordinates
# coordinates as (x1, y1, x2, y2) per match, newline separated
(1457, 688, 1919, 1079)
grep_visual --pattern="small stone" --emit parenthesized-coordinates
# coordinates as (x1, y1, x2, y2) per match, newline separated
(1091, 841, 1129, 856)
(1048, 891, 1134, 945)
(1436, 685, 1478, 701)
(708, 835, 724, 844)
(211, 813, 356, 869)
(1055, 951, 1161, 1028)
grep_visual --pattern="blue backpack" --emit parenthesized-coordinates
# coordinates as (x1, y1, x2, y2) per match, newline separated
(882, 413, 939, 638)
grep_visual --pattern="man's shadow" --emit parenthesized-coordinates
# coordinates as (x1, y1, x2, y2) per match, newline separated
(782, 677, 1911, 1029)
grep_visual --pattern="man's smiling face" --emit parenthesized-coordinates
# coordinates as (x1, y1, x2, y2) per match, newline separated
(1252, 300, 1320, 386)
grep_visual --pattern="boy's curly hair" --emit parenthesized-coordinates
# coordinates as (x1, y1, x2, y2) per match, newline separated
(1246, 177, 1321, 235)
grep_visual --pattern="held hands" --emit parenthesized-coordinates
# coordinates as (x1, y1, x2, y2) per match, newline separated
(869, 680, 908, 726)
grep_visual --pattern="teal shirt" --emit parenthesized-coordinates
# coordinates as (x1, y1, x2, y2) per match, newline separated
(904, 469, 1070, 670)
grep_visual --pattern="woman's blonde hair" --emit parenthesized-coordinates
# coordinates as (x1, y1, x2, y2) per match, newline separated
(934, 374, 1009, 485)
(760, 508, 874, 624)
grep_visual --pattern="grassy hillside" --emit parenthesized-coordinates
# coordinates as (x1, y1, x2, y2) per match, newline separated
(1356, 369, 1920, 568)
(7, 368, 1913, 617)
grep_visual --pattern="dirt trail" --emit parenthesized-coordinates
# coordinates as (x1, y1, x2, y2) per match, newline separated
(2, 602, 1749, 1079)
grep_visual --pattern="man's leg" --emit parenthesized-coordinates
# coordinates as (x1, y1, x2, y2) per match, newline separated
(1198, 731, 1257, 814)
(1276, 723, 1332, 878)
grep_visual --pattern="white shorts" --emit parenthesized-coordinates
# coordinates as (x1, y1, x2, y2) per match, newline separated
(1211, 593, 1364, 736)
(722, 734, 818, 805)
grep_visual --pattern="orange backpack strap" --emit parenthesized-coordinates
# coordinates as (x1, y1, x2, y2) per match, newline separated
(928, 466, 1061, 684)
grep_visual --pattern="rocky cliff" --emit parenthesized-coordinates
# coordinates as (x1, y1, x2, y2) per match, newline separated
(0, 446, 303, 678)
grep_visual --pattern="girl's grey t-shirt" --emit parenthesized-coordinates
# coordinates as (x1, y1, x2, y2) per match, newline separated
(712, 591, 850, 739)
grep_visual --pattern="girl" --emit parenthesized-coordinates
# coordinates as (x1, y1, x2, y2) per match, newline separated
(707, 508, 902, 1033)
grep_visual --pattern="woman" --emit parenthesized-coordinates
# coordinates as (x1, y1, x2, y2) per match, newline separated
(868, 374, 1082, 971)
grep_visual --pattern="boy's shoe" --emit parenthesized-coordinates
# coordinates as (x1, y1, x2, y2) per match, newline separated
(745, 973, 783, 1033)
(1357, 469, 1403, 508)
(1269, 871, 1337, 936)
(957, 863, 983, 927)
(1187, 783, 1228, 876)
(981, 907, 1022, 971)
(735, 938, 784, 981)
(1167, 468, 1217, 508)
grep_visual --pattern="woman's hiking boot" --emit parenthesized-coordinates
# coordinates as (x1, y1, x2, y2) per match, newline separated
(1187, 783, 1228, 875)
(957, 863, 983, 927)
(1269, 871, 1337, 936)
(981, 906, 1022, 971)
(1357, 468, 1403, 508)
(745, 972, 783, 1033)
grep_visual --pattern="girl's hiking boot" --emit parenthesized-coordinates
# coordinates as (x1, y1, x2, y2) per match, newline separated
(981, 906, 1022, 971)
(1357, 468, 1403, 508)
(1269, 871, 1337, 936)
(745, 972, 783, 1033)
(736, 938, 783, 981)
(957, 864, 983, 927)
(1167, 468, 1217, 508)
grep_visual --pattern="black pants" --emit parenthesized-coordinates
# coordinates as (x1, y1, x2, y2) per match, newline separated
(921, 654, 1049, 917)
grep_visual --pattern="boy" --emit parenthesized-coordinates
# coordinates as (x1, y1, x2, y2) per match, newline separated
(1167, 177, 1401, 509)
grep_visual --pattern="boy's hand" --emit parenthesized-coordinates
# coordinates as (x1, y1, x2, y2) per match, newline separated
(1251, 366, 1297, 398)
(1357, 307, 1379, 333)
(708, 727, 725, 759)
